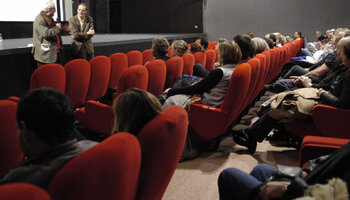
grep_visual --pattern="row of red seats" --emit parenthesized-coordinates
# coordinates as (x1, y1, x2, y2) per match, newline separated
(0, 99, 188, 200)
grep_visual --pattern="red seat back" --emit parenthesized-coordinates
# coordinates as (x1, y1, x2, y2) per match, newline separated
(142, 49, 155, 65)
(164, 57, 184, 89)
(193, 51, 206, 66)
(146, 60, 166, 96)
(246, 58, 262, 105)
(0, 183, 51, 200)
(168, 46, 172, 57)
(64, 59, 91, 108)
(48, 133, 141, 200)
(30, 63, 66, 93)
(127, 50, 143, 67)
(0, 100, 23, 177)
(86, 56, 111, 101)
(181, 53, 195, 75)
(207, 41, 218, 50)
(136, 106, 188, 200)
(109, 53, 128, 89)
(114, 65, 149, 98)
(205, 50, 216, 71)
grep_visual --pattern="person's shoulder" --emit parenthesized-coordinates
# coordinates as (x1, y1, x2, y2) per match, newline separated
(69, 15, 78, 22)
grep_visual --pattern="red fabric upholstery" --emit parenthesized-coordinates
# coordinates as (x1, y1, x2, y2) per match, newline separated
(205, 50, 216, 71)
(164, 57, 184, 89)
(127, 50, 143, 67)
(30, 63, 66, 93)
(146, 59, 166, 96)
(188, 63, 251, 141)
(74, 101, 114, 135)
(285, 104, 350, 139)
(168, 46, 172, 57)
(254, 53, 268, 89)
(246, 59, 262, 105)
(86, 56, 111, 101)
(193, 51, 206, 66)
(142, 49, 155, 65)
(136, 106, 188, 200)
(7, 96, 20, 103)
(114, 65, 149, 99)
(109, 53, 128, 88)
(0, 100, 23, 177)
(207, 41, 218, 50)
(182, 53, 195, 75)
(48, 133, 141, 200)
(64, 59, 91, 108)
(299, 136, 349, 167)
(0, 183, 51, 200)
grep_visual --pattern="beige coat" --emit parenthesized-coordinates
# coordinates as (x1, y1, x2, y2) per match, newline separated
(69, 15, 94, 55)
(32, 13, 60, 64)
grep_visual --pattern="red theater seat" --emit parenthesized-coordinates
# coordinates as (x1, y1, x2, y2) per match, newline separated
(109, 53, 128, 89)
(182, 53, 195, 75)
(188, 63, 251, 141)
(48, 133, 141, 200)
(136, 106, 188, 200)
(86, 56, 111, 101)
(30, 63, 66, 93)
(0, 183, 51, 200)
(193, 51, 206, 66)
(205, 50, 216, 71)
(142, 49, 155, 65)
(146, 59, 166, 96)
(127, 50, 143, 67)
(164, 57, 184, 89)
(0, 100, 23, 177)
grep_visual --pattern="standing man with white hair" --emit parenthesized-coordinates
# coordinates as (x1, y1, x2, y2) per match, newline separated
(69, 3, 95, 60)
(32, 0, 63, 66)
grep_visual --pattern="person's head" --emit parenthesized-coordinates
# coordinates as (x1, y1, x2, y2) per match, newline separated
(263, 37, 274, 49)
(151, 37, 169, 57)
(315, 31, 322, 39)
(112, 88, 162, 136)
(43, 0, 56, 18)
(218, 41, 242, 65)
(247, 32, 254, 38)
(17, 88, 74, 158)
(171, 40, 188, 57)
(338, 37, 350, 67)
(294, 31, 302, 39)
(190, 42, 204, 54)
(196, 37, 208, 50)
(233, 34, 252, 60)
(276, 33, 286, 45)
(250, 37, 269, 57)
(326, 29, 335, 38)
(77, 3, 88, 19)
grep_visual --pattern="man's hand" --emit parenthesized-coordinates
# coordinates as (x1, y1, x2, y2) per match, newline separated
(87, 27, 95, 35)
(163, 88, 171, 94)
(260, 181, 290, 200)
(291, 76, 312, 87)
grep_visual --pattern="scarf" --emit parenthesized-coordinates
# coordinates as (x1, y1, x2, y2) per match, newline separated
(40, 11, 61, 52)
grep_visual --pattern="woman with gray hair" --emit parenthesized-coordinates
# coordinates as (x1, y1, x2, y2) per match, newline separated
(250, 37, 269, 57)
(32, 0, 63, 66)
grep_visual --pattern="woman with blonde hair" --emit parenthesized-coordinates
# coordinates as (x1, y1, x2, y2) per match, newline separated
(112, 88, 162, 136)
(163, 41, 242, 109)
(171, 40, 188, 57)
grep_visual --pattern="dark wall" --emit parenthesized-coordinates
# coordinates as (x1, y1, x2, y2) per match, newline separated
(119, 0, 203, 33)
(204, 0, 350, 42)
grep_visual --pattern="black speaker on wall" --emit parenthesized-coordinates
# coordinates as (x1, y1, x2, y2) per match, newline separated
(91, 0, 121, 33)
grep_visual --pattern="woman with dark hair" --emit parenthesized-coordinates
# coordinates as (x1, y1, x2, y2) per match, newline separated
(151, 37, 170, 62)
(111, 88, 162, 136)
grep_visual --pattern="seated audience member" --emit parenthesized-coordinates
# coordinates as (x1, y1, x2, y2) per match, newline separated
(163, 41, 242, 109)
(294, 31, 302, 40)
(275, 33, 287, 47)
(264, 37, 275, 49)
(233, 34, 252, 63)
(269, 34, 277, 47)
(111, 88, 162, 136)
(315, 30, 323, 40)
(190, 42, 205, 54)
(247, 32, 254, 38)
(151, 37, 171, 62)
(250, 37, 269, 58)
(171, 40, 188, 57)
(232, 37, 350, 153)
(195, 37, 209, 51)
(218, 141, 350, 200)
(0, 88, 97, 188)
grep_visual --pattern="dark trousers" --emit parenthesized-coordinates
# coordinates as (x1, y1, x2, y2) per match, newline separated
(245, 112, 279, 142)
(283, 65, 309, 79)
(218, 164, 275, 200)
(73, 45, 93, 61)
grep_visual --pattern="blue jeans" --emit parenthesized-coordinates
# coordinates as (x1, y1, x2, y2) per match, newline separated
(218, 164, 275, 200)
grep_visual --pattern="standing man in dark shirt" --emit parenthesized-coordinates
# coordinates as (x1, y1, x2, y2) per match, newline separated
(0, 88, 97, 188)
(69, 3, 95, 60)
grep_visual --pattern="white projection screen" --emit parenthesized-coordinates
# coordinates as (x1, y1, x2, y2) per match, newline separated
(0, 0, 72, 22)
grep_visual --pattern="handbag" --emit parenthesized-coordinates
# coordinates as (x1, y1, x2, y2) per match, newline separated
(268, 164, 303, 182)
